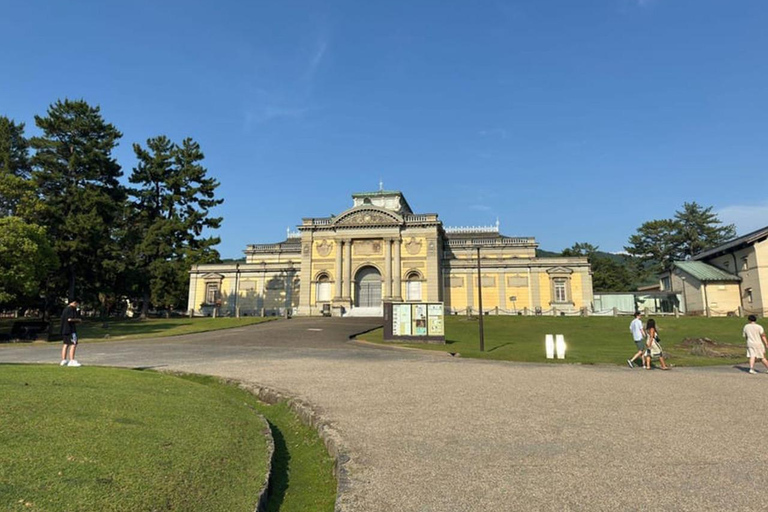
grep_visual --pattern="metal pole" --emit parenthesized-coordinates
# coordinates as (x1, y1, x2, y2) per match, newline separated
(477, 247, 485, 352)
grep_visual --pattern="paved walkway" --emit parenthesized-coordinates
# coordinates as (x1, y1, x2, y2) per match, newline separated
(2, 318, 767, 511)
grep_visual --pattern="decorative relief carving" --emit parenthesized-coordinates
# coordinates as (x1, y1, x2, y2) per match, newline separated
(427, 240, 436, 256)
(337, 211, 398, 226)
(405, 237, 422, 255)
(316, 240, 334, 257)
(302, 244, 310, 256)
(354, 239, 382, 256)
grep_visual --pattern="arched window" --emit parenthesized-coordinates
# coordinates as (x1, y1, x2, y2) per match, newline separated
(316, 274, 331, 302)
(406, 271, 422, 302)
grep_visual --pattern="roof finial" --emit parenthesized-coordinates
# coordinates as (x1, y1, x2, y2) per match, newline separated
(379, 178, 383, 191)
(496, 217, 500, 230)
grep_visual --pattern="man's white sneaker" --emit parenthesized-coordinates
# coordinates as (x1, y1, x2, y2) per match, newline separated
(67, 360, 82, 367)
(60, 360, 69, 366)
(749, 368, 757, 375)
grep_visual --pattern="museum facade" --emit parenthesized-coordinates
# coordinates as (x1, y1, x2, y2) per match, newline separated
(187, 190, 594, 317)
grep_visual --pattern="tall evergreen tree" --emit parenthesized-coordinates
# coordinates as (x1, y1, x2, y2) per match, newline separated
(674, 201, 737, 259)
(625, 203, 737, 273)
(30, 99, 125, 304)
(129, 136, 222, 316)
(0, 117, 36, 218)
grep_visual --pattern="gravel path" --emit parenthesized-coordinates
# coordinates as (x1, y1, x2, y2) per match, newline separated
(2, 318, 766, 511)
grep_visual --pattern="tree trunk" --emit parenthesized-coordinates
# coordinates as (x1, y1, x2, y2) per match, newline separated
(140, 290, 150, 319)
(68, 267, 76, 303)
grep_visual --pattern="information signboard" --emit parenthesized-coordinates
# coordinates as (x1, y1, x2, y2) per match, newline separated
(383, 301, 445, 344)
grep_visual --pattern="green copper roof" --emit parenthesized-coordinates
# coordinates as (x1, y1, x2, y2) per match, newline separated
(672, 261, 741, 282)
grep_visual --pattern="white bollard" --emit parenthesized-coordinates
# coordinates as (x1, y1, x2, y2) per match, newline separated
(545, 334, 555, 359)
(555, 334, 566, 359)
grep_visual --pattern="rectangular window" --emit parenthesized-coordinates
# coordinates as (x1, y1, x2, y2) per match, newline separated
(205, 283, 220, 304)
(406, 280, 422, 301)
(554, 279, 567, 303)
(742, 256, 749, 271)
(746, 288, 753, 304)
(316, 280, 331, 302)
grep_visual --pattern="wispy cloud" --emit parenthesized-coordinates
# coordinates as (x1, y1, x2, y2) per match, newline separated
(717, 202, 768, 235)
(305, 38, 328, 81)
(243, 32, 330, 131)
(470, 204, 493, 212)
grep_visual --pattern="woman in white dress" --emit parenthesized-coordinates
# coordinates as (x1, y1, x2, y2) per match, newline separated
(644, 318, 669, 370)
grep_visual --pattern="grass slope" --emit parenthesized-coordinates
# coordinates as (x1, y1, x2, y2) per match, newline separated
(77, 317, 276, 341)
(0, 365, 270, 512)
(362, 315, 752, 366)
(1, 317, 276, 343)
(175, 374, 337, 512)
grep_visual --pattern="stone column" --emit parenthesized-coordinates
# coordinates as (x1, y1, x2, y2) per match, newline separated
(393, 238, 402, 300)
(384, 238, 392, 299)
(343, 239, 352, 300)
(334, 240, 343, 299)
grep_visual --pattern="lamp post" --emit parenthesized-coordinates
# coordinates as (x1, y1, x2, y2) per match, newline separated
(477, 246, 485, 352)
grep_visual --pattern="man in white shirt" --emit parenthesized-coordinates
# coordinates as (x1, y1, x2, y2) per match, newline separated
(743, 315, 768, 375)
(628, 311, 645, 368)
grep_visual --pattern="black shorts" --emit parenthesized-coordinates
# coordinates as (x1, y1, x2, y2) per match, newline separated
(63, 333, 78, 345)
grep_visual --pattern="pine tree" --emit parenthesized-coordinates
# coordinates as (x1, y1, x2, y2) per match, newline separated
(129, 136, 222, 316)
(625, 202, 737, 273)
(0, 117, 37, 218)
(674, 201, 737, 259)
(30, 99, 126, 304)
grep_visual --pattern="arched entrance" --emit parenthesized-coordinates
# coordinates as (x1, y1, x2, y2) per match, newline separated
(355, 266, 382, 308)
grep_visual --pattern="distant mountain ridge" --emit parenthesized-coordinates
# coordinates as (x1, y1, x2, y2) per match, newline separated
(536, 249, 627, 263)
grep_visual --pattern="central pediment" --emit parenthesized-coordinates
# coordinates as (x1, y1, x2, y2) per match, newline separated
(333, 206, 403, 227)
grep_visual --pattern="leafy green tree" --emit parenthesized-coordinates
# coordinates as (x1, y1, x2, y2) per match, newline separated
(625, 219, 680, 274)
(30, 99, 126, 304)
(674, 201, 737, 259)
(562, 242, 640, 292)
(0, 217, 58, 306)
(129, 136, 222, 316)
(0, 117, 38, 218)
(625, 203, 737, 273)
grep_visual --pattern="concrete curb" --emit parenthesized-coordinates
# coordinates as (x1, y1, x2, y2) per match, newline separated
(229, 380, 356, 512)
(253, 413, 275, 512)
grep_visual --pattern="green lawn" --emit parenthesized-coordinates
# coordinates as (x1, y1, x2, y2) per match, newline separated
(77, 317, 276, 341)
(1, 317, 276, 342)
(176, 375, 337, 512)
(361, 315, 753, 366)
(0, 365, 270, 512)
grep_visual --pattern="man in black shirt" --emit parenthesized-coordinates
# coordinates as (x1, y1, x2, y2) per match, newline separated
(60, 299, 82, 367)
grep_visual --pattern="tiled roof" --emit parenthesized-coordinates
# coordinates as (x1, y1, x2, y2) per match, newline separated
(694, 225, 768, 260)
(672, 261, 741, 282)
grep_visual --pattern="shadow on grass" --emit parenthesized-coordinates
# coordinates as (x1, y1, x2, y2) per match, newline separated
(487, 342, 513, 353)
(267, 420, 290, 512)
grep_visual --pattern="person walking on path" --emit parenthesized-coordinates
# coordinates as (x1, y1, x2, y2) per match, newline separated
(60, 299, 82, 367)
(743, 315, 768, 375)
(644, 318, 669, 370)
(628, 311, 645, 368)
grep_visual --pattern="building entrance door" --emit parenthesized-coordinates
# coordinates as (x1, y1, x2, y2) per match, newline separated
(355, 266, 382, 308)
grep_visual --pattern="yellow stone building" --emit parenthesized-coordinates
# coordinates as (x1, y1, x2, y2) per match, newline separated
(188, 190, 593, 317)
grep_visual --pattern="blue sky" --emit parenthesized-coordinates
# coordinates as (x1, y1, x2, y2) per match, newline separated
(2, 0, 767, 258)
